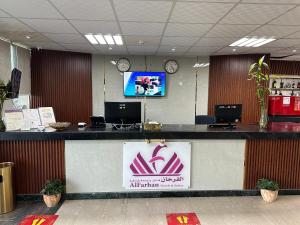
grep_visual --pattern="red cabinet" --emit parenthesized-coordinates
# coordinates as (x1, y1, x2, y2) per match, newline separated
(268, 96, 300, 116)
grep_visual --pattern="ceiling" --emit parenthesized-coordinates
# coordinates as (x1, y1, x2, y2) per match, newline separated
(1, 0, 300, 58)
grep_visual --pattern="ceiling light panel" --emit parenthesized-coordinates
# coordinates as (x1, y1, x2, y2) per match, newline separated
(94, 34, 107, 45)
(85, 34, 124, 45)
(85, 34, 98, 45)
(104, 35, 115, 45)
(113, 35, 123, 45)
(229, 37, 276, 47)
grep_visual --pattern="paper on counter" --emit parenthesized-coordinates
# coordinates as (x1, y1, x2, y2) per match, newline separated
(4, 110, 24, 131)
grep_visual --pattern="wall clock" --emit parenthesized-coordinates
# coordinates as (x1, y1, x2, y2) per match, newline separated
(164, 59, 179, 74)
(116, 58, 131, 72)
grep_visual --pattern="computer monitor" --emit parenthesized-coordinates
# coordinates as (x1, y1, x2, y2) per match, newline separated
(105, 102, 141, 125)
(6, 68, 22, 99)
(215, 104, 242, 124)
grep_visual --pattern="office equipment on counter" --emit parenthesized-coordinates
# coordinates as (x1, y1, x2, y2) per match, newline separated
(208, 104, 242, 129)
(78, 122, 87, 128)
(105, 102, 141, 129)
(143, 121, 162, 131)
(90, 116, 105, 128)
(195, 115, 216, 124)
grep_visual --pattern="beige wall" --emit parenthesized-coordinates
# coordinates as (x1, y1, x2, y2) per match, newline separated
(0, 40, 11, 82)
(0, 40, 31, 113)
(92, 55, 209, 124)
(16, 46, 31, 95)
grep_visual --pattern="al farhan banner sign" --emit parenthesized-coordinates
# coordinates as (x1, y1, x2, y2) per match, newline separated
(123, 142, 191, 189)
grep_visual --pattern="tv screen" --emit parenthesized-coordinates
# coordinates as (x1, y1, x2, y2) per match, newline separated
(124, 71, 166, 97)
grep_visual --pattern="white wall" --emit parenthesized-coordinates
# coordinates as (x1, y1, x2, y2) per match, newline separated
(92, 55, 209, 124)
(65, 140, 245, 193)
(0, 41, 31, 114)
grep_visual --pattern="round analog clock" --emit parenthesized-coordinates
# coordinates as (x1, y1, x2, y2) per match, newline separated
(116, 58, 131, 72)
(164, 60, 179, 74)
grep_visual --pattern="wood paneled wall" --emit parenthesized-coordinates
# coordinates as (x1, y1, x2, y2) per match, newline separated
(271, 60, 300, 75)
(208, 54, 270, 124)
(31, 49, 92, 124)
(244, 139, 300, 189)
(0, 140, 65, 194)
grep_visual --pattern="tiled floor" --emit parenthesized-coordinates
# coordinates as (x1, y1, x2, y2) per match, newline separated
(54, 196, 300, 225)
(0, 200, 62, 225)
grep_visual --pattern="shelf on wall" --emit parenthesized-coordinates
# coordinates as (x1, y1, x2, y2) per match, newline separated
(270, 88, 300, 90)
(270, 74, 300, 79)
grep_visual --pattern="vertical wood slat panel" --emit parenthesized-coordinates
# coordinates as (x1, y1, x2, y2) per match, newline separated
(271, 60, 300, 75)
(208, 54, 270, 124)
(0, 140, 65, 194)
(30, 49, 92, 124)
(244, 139, 300, 189)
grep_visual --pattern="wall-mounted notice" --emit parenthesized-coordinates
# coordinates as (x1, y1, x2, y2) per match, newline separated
(123, 142, 191, 190)
(38, 107, 56, 126)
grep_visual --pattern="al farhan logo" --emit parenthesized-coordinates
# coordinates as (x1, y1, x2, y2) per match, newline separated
(129, 144, 184, 176)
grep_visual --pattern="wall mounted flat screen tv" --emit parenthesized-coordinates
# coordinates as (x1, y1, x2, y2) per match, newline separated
(124, 71, 166, 97)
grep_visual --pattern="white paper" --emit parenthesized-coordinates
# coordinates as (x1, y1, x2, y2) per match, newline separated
(38, 107, 56, 126)
(22, 109, 41, 129)
(4, 110, 24, 131)
(283, 97, 291, 105)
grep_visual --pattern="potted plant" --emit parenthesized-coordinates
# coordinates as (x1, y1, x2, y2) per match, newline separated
(248, 55, 270, 129)
(41, 179, 64, 207)
(0, 79, 11, 131)
(256, 178, 279, 203)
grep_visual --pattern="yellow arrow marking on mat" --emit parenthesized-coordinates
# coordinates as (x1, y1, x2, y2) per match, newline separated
(32, 218, 46, 225)
(176, 216, 188, 224)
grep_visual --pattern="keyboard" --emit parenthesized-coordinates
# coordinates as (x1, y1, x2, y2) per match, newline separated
(208, 124, 237, 129)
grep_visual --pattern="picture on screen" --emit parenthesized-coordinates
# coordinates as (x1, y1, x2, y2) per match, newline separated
(124, 72, 166, 97)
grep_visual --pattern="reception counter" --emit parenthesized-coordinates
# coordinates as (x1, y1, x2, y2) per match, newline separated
(1, 122, 300, 140)
(0, 122, 300, 198)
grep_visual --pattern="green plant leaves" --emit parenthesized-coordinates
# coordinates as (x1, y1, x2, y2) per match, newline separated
(41, 179, 64, 195)
(248, 56, 270, 105)
(256, 178, 279, 191)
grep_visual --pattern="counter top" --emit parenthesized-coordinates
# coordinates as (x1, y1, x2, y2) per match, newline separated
(1, 122, 300, 141)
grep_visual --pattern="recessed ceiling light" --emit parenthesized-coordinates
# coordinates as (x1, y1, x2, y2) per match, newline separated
(104, 35, 115, 45)
(25, 35, 31, 39)
(293, 49, 297, 53)
(113, 35, 123, 45)
(108, 47, 112, 50)
(229, 37, 276, 48)
(232, 48, 237, 52)
(171, 48, 176, 51)
(85, 34, 98, 45)
(94, 34, 106, 45)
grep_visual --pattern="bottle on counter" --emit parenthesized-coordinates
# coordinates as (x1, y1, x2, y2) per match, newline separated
(280, 79, 284, 88)
(272, 80, 277, 89)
